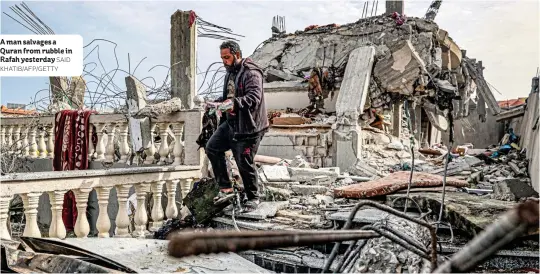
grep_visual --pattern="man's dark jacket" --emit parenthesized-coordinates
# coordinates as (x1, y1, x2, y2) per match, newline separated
(218, 58, 269, 140)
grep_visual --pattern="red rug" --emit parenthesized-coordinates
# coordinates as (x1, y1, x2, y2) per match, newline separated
(53, 109, 97, 232)
(334, 171, 469, 199)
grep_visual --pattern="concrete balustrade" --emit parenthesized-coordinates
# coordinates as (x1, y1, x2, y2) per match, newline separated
(0, 110, 203, 168)
(0, 166, 201, 240)
(0, 109, 205, 240)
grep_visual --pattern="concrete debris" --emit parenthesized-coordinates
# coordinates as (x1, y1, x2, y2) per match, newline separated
(492, 179, 539, 202)
(134, 97, 183, 119)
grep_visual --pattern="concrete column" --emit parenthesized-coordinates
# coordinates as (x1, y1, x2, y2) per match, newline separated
(392, 101, 403, 138)
(332, 46, 375, 171)
(386, 0, 404, 15)
(171, 10, 197, 109)
(69, 76, 86, 109)
(49, 76, 69, 106)
(125, 76, 151, 153)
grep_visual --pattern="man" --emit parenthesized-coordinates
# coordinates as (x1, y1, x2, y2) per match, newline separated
(205, 40, 269, 212)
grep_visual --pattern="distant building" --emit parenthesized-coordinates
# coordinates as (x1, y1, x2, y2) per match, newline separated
(497, 97, 528, 110)
(6, 103, 26, 110)
(0, 105, 38, 117)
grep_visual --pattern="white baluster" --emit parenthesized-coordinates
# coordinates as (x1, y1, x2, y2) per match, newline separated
(6, 126, 13, 153)
(28, 126, 38, 158)
(88, 125, 95, 160)
(150, 181, 165, 231)
(105, 123, 116, 163)
(157, 123, 170, 165)
(21, 192, 41, 238)
(144, 124, 157, 165)
(133, 183, 150, 238)
(13, 126, 22, 153)
(172, 123, 184, 166)
(48, 191, 66, 239)
(21, 126, 30, 157)
(47, 126, 54, 158)
(95, 123, 107, 161)
(165, 180, 179, 220)
(118, 123, 130, 163)
(96, 187, 112, 238)
(73, 188, 92, 238)
(180, 179, 193, 200)
(0, 195, 12, 240)
(38, 127, 47, 158)
(114, 184, 132, 238)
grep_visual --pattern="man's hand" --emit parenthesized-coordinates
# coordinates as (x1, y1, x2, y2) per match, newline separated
(219, 99, 234, 113)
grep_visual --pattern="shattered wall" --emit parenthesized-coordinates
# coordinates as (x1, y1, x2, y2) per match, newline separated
(516, 77, 539, 192)
(442, 103, 504, 148)
(258, 128, 334, 168)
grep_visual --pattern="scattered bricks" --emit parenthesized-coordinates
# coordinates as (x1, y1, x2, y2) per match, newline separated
(288, 167, 338, 182)
(276, 210, 321, 224)
(291, 185, 328, 196)
(262, 165, 292, 182)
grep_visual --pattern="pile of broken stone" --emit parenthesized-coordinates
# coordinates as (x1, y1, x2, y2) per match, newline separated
(223, 130, 537, 231)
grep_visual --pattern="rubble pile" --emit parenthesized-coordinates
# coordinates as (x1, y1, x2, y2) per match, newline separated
(251, 14, 483, 125)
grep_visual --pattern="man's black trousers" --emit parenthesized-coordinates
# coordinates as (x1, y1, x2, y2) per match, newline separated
(205, 122, 264, 200)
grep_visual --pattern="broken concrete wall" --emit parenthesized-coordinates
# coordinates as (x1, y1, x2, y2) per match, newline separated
(442, 103, 504, 149)
(258, 129, 333, 168)
(515, 77, 539, 192)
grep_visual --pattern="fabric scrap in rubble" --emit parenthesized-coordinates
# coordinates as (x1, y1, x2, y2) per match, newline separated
(334, 171, 468, 198)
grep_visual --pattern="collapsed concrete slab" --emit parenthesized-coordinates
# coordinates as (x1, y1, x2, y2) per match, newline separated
(373, 40, 427, 95)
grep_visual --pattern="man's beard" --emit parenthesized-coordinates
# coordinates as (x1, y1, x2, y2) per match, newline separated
(224, 56, 238, 73)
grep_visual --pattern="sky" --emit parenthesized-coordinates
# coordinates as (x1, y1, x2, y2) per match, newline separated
(0, 0, 539, 109)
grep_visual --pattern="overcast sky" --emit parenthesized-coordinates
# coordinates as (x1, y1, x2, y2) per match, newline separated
(1, 0, 538, 108)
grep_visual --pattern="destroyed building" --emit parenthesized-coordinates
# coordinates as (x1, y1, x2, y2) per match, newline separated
(248, 11, 506, 176)
(184, 8, 539, 273)
(1, 3, 539, 273)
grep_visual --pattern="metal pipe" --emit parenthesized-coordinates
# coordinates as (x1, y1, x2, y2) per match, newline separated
(323, 201, 439, 272)
(168, 230, 379, 258)
(433, 200, 539, 273)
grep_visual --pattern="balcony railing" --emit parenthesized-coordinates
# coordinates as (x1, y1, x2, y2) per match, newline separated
(0, 109, 205, 240)
(0, 109, 204, 167)
(1, 166, 201, 240)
